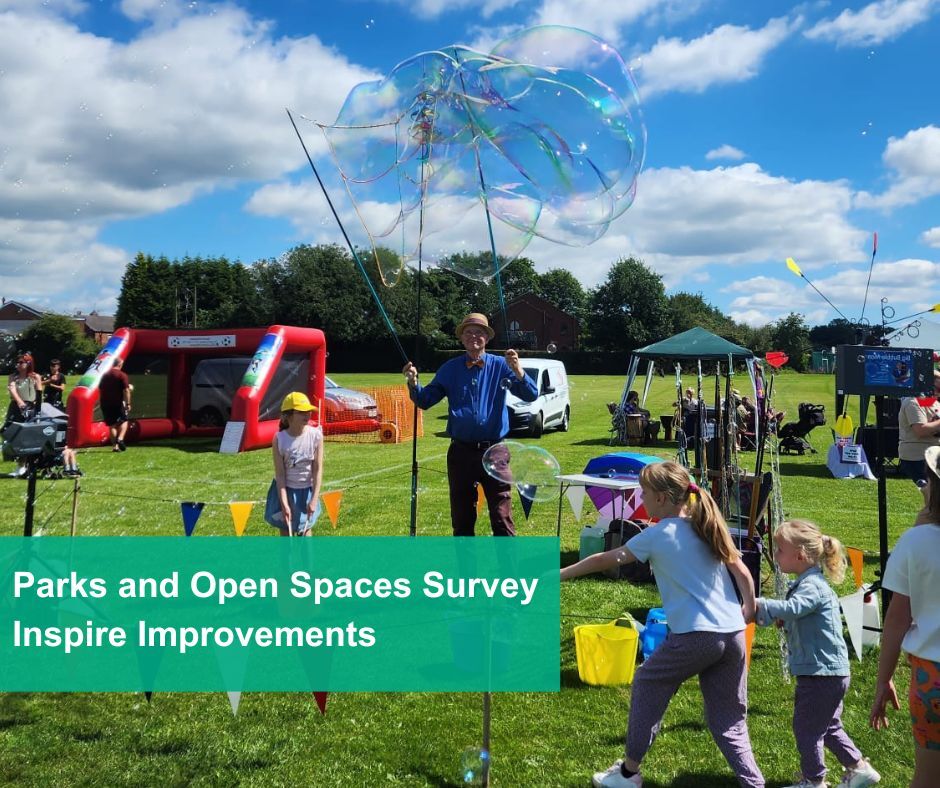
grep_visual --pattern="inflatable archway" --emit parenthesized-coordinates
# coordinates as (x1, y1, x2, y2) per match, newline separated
(67, 326, 326, 452)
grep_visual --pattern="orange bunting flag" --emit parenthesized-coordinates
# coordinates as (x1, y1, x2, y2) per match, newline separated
(229, 502, 253, 536)
(476, 483, 486, 515)
(321, 491, 343, 528)
(744, 622, 756, 671)
(847, 547, 864, 588)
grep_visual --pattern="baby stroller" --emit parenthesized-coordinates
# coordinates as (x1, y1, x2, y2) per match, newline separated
(778, 403, 826, 455)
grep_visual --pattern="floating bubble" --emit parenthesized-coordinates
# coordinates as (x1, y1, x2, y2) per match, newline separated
(499, 377, 513, 390)
(482, 441, 560, 503)
(312, 25, 645, 285)
(546, 342, 557, 354)
(460, 746, 489, 785)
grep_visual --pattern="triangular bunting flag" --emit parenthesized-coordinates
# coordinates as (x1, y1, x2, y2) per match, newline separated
(229, 502, 253, 536)
(476, 483, 486, 515)
(313, 691, 328, 715)
(840, 589, 865, 661)
(565, 485, 586, 521)
(144, 691, 153, 703)
(180, 502, 205, 536)
(518, 489, 534, 520)
(847, 547, 864, 588)
(321, 491, 343, 528)
(744, 622, 755, 671)
(227, 691, 241, 716)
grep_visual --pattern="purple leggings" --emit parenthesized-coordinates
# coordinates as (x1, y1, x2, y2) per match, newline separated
(793, 675, 862, 781)
(626, 630, 764, 788)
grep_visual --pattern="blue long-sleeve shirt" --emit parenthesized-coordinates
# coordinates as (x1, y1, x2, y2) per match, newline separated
(756, 566, 850, 676)
(409, 353, 538, 442)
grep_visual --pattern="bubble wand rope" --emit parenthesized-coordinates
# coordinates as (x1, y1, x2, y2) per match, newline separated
(858, 232, 878, 324)
(453, 50, 511, 348)
(285, 109, 408, 364)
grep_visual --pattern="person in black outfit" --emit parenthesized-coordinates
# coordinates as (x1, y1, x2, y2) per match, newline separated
(42, 359, 66, 409)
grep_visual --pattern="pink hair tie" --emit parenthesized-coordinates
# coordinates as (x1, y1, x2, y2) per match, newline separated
(688, 482, 700, 494)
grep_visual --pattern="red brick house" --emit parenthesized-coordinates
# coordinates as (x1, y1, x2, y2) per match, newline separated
(0, 299, 114, 345)
(490, 292, 580, 351)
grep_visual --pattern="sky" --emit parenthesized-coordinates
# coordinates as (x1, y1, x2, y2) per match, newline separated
(1, 0, 939, 333)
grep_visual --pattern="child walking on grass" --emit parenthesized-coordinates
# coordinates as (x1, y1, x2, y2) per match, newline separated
(756, 519, 880, 788)
(263, 392, 323, 537)
(561, 461, 764, 788)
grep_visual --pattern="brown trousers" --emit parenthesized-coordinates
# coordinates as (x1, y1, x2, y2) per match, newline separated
(446, 441, 515, 536)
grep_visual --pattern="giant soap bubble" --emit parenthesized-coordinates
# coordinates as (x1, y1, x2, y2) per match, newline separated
(482, 440, 561, 503)
(315, 26, 645, 285)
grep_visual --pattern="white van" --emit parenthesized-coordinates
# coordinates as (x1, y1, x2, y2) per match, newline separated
(507, 358, 570, 437)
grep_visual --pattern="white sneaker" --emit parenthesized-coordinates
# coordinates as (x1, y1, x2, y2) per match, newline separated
(836, 760, 881, 788)
(592, 760, 642, 788)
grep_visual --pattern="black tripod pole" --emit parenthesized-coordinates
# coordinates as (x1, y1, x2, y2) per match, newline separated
(874, 396, 891, 618)
(23, 460, 37, 537)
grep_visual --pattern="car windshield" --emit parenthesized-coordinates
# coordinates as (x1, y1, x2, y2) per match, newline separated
(325, 376, 338, 389)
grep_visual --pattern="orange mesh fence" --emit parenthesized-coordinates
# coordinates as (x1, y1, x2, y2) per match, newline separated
(322, 384, 423, 443)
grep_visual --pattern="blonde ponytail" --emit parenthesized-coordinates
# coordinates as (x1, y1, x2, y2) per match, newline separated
(639, 461, 737, 563)
(776, 519, 846, 583)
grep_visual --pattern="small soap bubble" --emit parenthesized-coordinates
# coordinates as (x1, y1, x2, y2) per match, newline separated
(499, 377, 512, 390)
(460, 747, 489, 785)
(546, 342, 557, 354)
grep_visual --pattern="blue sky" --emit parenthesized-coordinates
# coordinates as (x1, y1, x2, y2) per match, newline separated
(1, 0, 939, 331)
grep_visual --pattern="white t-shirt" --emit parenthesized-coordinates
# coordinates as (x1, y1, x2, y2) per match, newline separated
(897, 397, 940, 462)
(627, 517, 745, 634)
(882, 523, 940, 661)
(275, 425, 322, 488)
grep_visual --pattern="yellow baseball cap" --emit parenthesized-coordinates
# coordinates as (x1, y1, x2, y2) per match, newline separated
(281, 392, 317, 413)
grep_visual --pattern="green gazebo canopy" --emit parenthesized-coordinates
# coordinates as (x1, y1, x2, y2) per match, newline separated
(632, 327, 754, 361)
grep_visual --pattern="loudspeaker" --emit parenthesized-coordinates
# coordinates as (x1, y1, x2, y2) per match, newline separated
(859, 425, 899, 460)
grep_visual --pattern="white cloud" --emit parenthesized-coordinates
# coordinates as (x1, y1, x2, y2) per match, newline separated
(388, 0, 525, 20)
(637, 16, 796, 97)
(705, 144, 747, 161)
(0, 5, 376, 311)
(855, 125, 940, 209)
(533, 0, 669, 40)
(726, 258, 940, 326)
(250, 159, 870, 304)
(805, 0, 938, 47)
(921, 226, 940, 247)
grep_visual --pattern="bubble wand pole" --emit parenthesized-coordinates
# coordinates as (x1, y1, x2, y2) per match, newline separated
(285, 109, 408, 364)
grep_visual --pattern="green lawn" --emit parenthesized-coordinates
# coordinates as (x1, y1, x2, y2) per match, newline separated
(0, 370, 921, 786)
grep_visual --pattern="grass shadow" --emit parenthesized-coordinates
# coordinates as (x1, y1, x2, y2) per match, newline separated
(777, 461, 832, 479)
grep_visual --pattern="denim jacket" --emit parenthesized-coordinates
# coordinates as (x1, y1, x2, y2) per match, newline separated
(756, 566, 850, 676)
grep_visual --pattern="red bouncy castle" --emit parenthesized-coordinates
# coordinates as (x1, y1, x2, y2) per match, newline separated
(66, 325, 328, 453)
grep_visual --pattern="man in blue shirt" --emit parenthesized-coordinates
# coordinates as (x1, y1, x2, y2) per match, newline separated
(403, 312, 538, 536)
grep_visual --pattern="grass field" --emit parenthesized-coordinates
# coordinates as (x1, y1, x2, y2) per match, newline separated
(0, 370, 923, 786)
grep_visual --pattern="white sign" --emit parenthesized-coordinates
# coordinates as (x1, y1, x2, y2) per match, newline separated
(842, 444, 862, 463)
(168, 335, 236, 349)
(218, 421, 245, 454)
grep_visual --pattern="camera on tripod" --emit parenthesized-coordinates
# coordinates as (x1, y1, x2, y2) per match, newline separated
(1, 415, 68, 463)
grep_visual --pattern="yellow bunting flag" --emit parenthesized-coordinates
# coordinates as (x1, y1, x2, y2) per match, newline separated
(744, 622, 755, 671)
(229, 502, 253, 536)
(785, 257, 802, 277)
(321, 491, 344, 528)
(476, 483, 486, 515)
(847, 547, 864, 588)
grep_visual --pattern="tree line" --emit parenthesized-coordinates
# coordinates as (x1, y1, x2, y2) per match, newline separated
(109, 246, 823, 368)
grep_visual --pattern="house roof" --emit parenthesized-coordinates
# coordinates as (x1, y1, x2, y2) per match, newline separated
(632, 327, 753, 360)
(80, 314, 115, 333)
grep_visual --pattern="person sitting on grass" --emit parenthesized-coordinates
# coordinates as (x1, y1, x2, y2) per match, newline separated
(756, 520, 881, 788)
(263, 392, 323, 537)
(561, 461, 764, 788)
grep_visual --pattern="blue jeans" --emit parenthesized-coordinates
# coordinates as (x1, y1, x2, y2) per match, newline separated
(898, 458, 927, 487)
